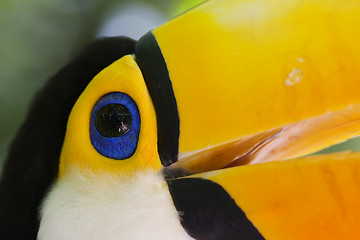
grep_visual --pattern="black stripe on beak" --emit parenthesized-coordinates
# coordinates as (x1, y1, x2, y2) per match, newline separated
(166, 178, 265, 240)
(135, 32, 180, 167)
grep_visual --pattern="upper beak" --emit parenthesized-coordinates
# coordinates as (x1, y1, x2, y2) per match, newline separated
(137, 0, 360, 171)
(135, 0, 360, 238)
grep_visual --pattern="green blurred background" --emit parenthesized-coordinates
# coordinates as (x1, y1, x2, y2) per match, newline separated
(1, 0, 359, 171)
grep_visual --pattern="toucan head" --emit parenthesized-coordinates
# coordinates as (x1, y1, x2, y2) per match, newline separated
(58, 55, 160, 178)
(2, 0, 360, 239)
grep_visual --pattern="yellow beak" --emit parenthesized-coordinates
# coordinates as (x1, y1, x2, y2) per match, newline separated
(135, 0, 360, 238)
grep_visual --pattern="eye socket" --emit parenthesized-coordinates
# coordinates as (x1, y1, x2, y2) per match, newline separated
(90, 92, 140, 160)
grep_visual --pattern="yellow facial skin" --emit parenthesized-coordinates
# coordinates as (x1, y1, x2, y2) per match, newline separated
(154, 0, 360, 154)
(59, 55, 160, 178)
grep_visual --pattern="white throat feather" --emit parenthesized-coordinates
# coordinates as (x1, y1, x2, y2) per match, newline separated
(38, 169, 193, 240)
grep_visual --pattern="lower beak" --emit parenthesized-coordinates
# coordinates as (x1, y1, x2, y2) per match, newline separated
(168, 103, 360, 239)
(189, 151, 360, 239)
(136, 0, 360, 238)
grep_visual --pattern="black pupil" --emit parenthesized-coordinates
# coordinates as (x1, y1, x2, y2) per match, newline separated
(95, 103, 131, 138)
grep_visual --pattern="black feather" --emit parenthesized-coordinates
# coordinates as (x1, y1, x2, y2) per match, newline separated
(0, 37, 136, 240)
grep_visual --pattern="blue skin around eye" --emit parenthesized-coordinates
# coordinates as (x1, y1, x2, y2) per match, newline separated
(90, 92, 141, 160)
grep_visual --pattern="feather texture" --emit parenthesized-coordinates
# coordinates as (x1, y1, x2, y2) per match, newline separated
(38, 169, 193, 240)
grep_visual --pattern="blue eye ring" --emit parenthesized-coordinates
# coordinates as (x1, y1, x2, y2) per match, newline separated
(90, 92, 140, 160)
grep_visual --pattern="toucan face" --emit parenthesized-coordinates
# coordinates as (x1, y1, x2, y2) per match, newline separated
(58, 55, 160, 177)
(2, 0, 360, 239)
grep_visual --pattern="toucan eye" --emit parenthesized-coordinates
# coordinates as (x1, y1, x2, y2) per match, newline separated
(95, 103, 131, 138)
(90, 92, 140, 160)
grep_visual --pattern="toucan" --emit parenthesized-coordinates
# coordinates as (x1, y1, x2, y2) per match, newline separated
(2, 0, 360, 239)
